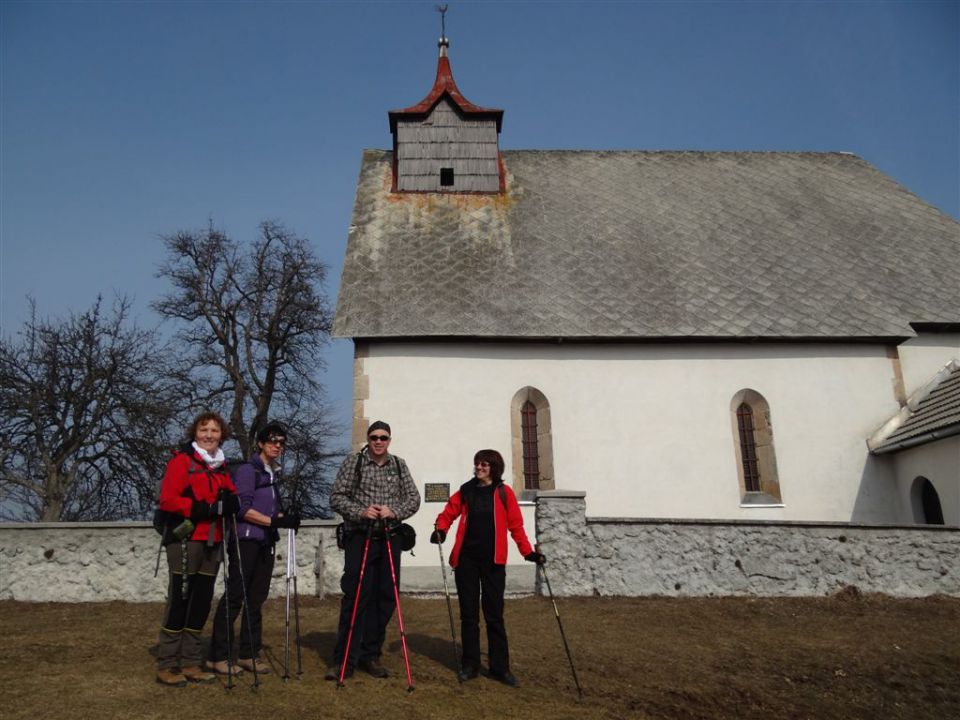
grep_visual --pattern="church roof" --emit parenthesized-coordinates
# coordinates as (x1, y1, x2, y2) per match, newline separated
(333, 149, 960, 340)
(870, 360, 960, 454)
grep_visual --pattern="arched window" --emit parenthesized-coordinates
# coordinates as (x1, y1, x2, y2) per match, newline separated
(511, 387, 554, 497)
(736, 403, 761, 493)
(911, 477, 944, 525)
(521, 400, 540, 488)
(730, 389, 781, 504)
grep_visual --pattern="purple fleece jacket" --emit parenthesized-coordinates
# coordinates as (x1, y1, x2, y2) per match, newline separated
(234, 453, 280, 544)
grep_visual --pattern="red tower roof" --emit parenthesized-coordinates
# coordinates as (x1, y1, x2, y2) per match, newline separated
(389, 42, 503, 133)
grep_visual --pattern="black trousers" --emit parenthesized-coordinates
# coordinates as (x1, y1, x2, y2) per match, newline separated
(333, 530, 401, 667)
(209, 539, 275, 661)
(454, 553, 509, 675)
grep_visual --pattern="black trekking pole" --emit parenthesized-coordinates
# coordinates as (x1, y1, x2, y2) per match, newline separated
(220, 513, 235, 691)
(282, 528, 292, 681)
(384, 522, 415, 692)
(231, 514, 260, 690)
(338, 523, 374, 688)
(290, 527, 303, 677)
(434, 523, 462, 682)
(536, 543, 583, 700)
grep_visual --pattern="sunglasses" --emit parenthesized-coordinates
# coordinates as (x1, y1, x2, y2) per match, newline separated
(475, 461, 491, 468)
(264, 437, 286, 447)
(368, 435, 391, 442)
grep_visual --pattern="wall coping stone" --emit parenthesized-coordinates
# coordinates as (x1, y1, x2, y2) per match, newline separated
(535, 490, 586, 499)
(586, 516, 960, 532)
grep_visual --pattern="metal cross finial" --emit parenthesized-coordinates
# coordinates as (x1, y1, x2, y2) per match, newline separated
(436, 4, 448, 39)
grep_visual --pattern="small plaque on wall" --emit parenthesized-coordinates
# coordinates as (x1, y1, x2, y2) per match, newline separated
(424, 483, 450, 503)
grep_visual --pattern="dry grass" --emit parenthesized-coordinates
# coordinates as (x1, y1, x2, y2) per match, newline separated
(1, 593, 958, 720)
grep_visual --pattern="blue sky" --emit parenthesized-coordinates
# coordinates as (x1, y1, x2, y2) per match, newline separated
(2, 0, 958, 445)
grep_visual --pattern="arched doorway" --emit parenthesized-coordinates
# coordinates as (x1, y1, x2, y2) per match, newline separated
(912, 477, 944, 525)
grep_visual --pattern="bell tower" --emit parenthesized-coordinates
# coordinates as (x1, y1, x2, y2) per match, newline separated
(388, 20, 503, 193)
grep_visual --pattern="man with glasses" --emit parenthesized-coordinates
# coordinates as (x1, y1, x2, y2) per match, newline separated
(326, 420, 421, 680)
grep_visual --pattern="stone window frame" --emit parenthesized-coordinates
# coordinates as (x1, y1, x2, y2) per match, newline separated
(729, 389, 782, 506)
(510, 386, 555, 499)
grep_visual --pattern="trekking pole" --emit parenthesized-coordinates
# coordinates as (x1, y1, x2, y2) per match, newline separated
(435, 523, 462, 682)
(290, 527, 303, 677)
(231, 514, 260, 690)
(338, 523, 374, 688)
(384, 522, 415, 692)
(282, 528, 292, 681)
(220, 514, 235, 690)
(536, 543, 583, 700)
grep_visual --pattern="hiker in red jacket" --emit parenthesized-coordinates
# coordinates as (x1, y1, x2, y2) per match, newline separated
(431, 449, 545, 687)
(155, 411, 239, 687)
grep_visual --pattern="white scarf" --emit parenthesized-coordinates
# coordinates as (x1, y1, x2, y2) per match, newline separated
(192, 442, 225, 469)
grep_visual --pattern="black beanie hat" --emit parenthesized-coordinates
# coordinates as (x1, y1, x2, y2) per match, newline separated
(367, 420, 391, 436)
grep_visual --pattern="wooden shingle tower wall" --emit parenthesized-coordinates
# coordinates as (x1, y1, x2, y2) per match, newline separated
(389, 36, 504, 193)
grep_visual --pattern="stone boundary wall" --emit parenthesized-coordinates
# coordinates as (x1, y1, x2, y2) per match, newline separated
(0, 521, 343, 603)
(4, 493, 959, 601)
(534, 491, 960, 597)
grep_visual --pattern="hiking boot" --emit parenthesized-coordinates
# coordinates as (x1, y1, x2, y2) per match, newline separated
(180, 665, 218, 683)
(490, 670, 519, 687)
(358, 657, 389, 678)
(204, 659, 244, 676)
(156, 668, 187, 687)
(238, 657, 271, 674)
(325, 664, 353, 681)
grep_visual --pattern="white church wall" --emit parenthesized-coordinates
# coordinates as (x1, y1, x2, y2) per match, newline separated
(359, 341, 904, 569)
(897, 333, 960, 397)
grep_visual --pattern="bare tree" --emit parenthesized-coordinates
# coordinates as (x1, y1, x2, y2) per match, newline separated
(0, 297, 181, 521)
(154, 220, 340, 516)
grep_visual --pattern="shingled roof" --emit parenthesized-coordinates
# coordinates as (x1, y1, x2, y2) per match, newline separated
(869, 360, 960, 454)
(333, 149, 960, 339)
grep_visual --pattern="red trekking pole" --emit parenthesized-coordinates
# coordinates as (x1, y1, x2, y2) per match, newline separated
(338, 524, 374, 688)
(385, 523, 415, 692)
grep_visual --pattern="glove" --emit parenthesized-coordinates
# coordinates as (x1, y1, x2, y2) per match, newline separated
(217, 489, 241, 516)
(190, 501, 213, 522)
(272, 512, 301, 531)
(525, 551, 546, 565)
(429, 529, 446, 544)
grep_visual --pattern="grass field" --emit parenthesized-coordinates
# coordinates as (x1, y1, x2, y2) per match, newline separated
(1, 592, 957, 720)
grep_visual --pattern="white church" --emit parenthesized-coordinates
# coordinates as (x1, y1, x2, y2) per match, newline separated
(332, 36, 960, 577)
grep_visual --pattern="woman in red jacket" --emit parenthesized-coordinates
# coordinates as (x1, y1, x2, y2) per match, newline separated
(155, 411, 239, 687)
(431, 449, 545, 687)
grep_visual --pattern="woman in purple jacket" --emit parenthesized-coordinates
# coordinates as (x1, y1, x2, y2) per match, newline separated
(206, 422, 300, 675)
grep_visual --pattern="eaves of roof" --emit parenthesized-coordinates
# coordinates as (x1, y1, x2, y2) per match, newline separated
(869, 359, 960, 454)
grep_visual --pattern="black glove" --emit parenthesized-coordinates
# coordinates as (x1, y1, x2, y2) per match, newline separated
(273, 512, 301, 531)
(190, 501, 213, 522)
(429, 529, 446, 544)
(525, 551, 546, 565)
(217, 489, 241, 516)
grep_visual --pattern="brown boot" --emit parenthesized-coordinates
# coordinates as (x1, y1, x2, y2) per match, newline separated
(238, 657, 272, 674)
(204, 659, 244, 676)
(180, 665, 218, 683)
(156, 668, 187, 687)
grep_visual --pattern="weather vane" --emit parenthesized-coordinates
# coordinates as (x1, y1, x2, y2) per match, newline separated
(436, 4, 448, 39)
